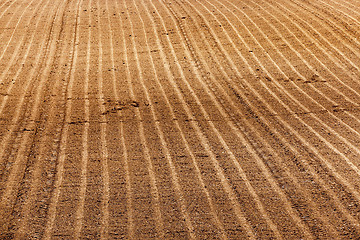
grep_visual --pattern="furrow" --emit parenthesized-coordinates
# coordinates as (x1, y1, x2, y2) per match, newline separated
(0, 0, 46, 89)
(0, 0, 62, 202)
(172, 0, 344, 236)
(0, 0, 55, 169)
(0, 0, 38, 61)
(0, 0, 67, 236)
(0, 0, 16, 13)
(329, 0, 360, 14)
(9, 0, 73, 238)
(244, 0, 360, 116)
(118, 0, 165, 237)
(147, 0, 277, 238)
(73, 0, 91, 238)
(166, 0, 318, 238)
(104, 0, 134, 237)
(171, 0, 360, 235)
(125, 0, 198, 238)
(287, 0, 360, 60)
(247, 0, 360, 121)
(186, 0, 360, 191)
(137, 0, 228, 238)
(43, 0, 83, 237)
(96, 0, 110, 238)
(315, 0, 360, 29)
(241, 0, 360, 180)
(188, 0, 360, 232)
(260, 0, 360, 102)
(2, 0, 360, 239)
(189, 0, 359, 234)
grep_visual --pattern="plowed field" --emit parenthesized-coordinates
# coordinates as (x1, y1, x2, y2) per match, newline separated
(1, 0, 360, 239)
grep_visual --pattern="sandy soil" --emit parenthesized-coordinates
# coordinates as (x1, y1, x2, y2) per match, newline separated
(1, 0, 360, 238)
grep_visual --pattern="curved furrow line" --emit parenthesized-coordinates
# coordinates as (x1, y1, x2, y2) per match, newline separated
(165, 1, 322, 238)
(137, 1, 228, 238)
(43, 0, 83, 237)
(95, 0, 110, 238)
(183, 21, 349, 234)
(259, 0, 360, 94)
(0, 0, 50, 125)
(195, 0, 360, 193)
(253, 1, 360, 103)
(144, 12, 259, 240)
(259, 0, 360, 93)
(169, 0, 360, 232)
(199, 0, 360, 231)
(104, 0, 134, 237)
(9, 1, 73, 238)
(149, 0, 284, 238)
(0, 0, 67, 235)
(0, 0, 22, 21)
(206, 0, 360, 149)
(0, 0, 39, 62)
(243, 0, 360, 158)
(217, 0, 360, 218)
(216, 0, 360, 159)
(328, 0, 360, 21)
(249, 0, 360, 139)
(192, 26, 354, 234)
(123, 1, 196, 238)
(118, 0, 165, 237)
(0, 0, 56, 170)
(173, 0, 353, 236)
(243, 0, 360, 112)
(200, 0, 360, 163)
(313, 0, 360, 29)
(269, 0, 360, 72)
(240, 1, 360, 155)
(327, 0, 360, 8)
(0, 0, 16, 12)
(73, 0, 91, 238)
(0, 0, 49, 122)
(0, 0, 62, 185)
(329, 0, 360, 13)
(286, 0, 360, 58)
(0, 0, 45, 84)
(212, 0, 360, 116)
(145, 0, 257, 238)
(188, 1, 360, 234)
(165, 0, 337, 237)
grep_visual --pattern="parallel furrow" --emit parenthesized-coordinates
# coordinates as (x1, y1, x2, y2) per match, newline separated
(73, 0, 91, 237)
(170, 0, 343, 237)
(43, 0, 83, 237)
(96, 0, 110, 237)
(0, 0, 38, 61)
(2, 0, 360, 238)
(287, 0, 360, 57)
(0, 0, 67, 236)
(150, 0, 284, 238)
(168, 0, 360, 236)
(0, 0, 55, 170)
(124, 0, 197, 238)
(0, 0, 45, 87)
(104, 0, 134, 237)
(118, 0, 165, 237)
(167, 0, 321, 237)
(136, 0, 228, 238)
(10, 0, 73, 238)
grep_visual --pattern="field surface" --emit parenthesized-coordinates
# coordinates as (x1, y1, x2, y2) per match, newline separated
(1, 0, 360, 239)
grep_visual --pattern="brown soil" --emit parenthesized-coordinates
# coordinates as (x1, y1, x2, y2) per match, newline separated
(1, 0, 360, 239)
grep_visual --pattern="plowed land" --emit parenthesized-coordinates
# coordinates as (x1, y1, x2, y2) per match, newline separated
(1, 0, 360, 239)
